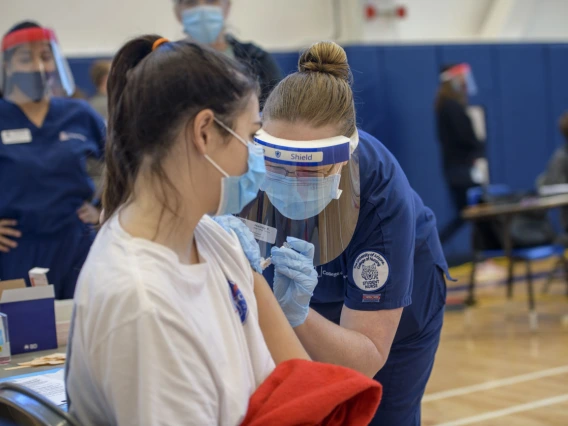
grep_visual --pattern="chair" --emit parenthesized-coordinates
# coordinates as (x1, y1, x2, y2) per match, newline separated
(0, 382, 78, 426)
(466, 185, 568, 330)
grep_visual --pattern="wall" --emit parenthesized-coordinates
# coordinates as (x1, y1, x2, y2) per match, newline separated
(335, 42, 568, 260)
(4, 0, 568, 262)
(0, 0, 182, 56)
(67, 42, 568, 262)
(362, 0, 568, 43)
(3, 0, 568, 56)
(0, 0, 339, 56)
(525, 0, 568, 40)
(360, 0, 493, 42)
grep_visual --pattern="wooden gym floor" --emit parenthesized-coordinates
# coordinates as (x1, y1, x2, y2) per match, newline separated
(422, 258, 568, 426)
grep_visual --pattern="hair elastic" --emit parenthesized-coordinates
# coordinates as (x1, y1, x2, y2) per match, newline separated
(152, 37, 170, 51)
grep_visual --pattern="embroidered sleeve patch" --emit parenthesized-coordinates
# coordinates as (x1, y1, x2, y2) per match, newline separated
(353, 251, 390, 292)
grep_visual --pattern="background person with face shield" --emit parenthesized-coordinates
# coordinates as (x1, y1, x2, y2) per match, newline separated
(173, 0, 283, 107)
(0, 21, 105, 299)
(222, 41, 450, 425)
(435, 63, 488, 246)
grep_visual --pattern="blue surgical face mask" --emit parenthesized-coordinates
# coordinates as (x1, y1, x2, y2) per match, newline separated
(8, 71, 48, 102)
(182, 5, 224, 45)
(260, 171, 342, 220)
(205, 119, 266, 216)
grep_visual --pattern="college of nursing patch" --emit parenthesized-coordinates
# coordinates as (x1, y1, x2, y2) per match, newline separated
(352, 251, 390, 293)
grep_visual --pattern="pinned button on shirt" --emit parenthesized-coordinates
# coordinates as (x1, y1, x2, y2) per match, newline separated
(228, 281, 248, 324)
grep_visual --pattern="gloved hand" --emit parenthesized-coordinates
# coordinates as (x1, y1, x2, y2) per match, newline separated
(271, 237, 319, 327)
(212, 215, 263, 274)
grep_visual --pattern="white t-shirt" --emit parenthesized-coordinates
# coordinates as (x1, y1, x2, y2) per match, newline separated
(66, 214, 275, 426)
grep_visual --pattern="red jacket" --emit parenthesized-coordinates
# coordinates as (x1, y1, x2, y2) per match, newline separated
(242, 359, 382, 426)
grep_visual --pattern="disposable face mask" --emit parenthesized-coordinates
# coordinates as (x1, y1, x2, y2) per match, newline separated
(9, 71, 47, 102)
(182, 5, 224, 45)
(260, 171, 342, 220)
(205, 119, 266, 216)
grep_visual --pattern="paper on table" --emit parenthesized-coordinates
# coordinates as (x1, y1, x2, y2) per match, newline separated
(10, 369, 66, 406)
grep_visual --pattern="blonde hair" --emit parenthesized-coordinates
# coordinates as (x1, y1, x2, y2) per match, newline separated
(90, 60, 112, 90)
(263, 41, 356, 137)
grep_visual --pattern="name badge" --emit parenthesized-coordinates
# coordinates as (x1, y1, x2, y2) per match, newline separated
(1, 129, 32, 145)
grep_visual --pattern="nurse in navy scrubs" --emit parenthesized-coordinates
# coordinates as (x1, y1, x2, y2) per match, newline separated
(218, 41, 449, 425)
(0, 22, 105, 299)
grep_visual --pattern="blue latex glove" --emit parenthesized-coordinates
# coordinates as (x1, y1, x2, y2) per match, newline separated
(271, 236, 319, 327)
(212, 215, 263, 274)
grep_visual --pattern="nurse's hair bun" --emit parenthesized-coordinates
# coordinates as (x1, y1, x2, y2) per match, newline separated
(298, 41, 351, 81)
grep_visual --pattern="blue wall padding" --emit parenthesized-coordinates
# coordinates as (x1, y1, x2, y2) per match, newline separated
(67, 42, 568, 262)
(344, 45, 386, 141)
(379, 46, 444, 207)
(271, 52, 300, 77)
(497, 45, 554, 190)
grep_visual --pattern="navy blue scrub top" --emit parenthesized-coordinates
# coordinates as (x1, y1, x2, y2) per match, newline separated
(0, 98, 106, 235)
(291, 130, 448, 345)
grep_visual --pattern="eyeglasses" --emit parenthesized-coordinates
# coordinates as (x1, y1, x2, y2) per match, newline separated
(267, 164, 337, 178)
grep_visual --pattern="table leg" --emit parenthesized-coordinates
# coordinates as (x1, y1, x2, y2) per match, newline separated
(466, 222, 479, 306)
(503, 215, 514, 299)
(526, 260, 539, 331)
(465, 254, 478, 306)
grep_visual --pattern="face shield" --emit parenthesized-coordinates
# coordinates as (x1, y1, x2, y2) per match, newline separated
(1, 27, 75, 102)
(238, 129, 361, 267)
(440, 63, 477, 97)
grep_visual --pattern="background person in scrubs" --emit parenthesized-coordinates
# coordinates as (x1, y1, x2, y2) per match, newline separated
(227, 41, 449, 425)
(0, 21, 105, 299)
(173, 0, 282, 106)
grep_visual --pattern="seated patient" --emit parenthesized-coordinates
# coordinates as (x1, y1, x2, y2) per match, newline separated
(65, 35, 308, 426)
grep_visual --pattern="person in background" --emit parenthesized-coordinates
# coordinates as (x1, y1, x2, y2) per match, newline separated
(173, 0, 282, 106)
(71, 88, 88, 100)
(88, 60, 111, 120)
(436, 63, 487, 245)
(65, 35, 309, 426)
(0, 21, 105, 299)
(537, 111, 568, 228)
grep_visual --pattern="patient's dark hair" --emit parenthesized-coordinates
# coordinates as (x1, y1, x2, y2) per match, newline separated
(103, 35, 258, 222)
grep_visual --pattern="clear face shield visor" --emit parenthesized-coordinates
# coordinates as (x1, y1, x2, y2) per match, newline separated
(440, 63, 477, 96)
(238, 129, 361, 267)
(1, 27, 75, 102)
